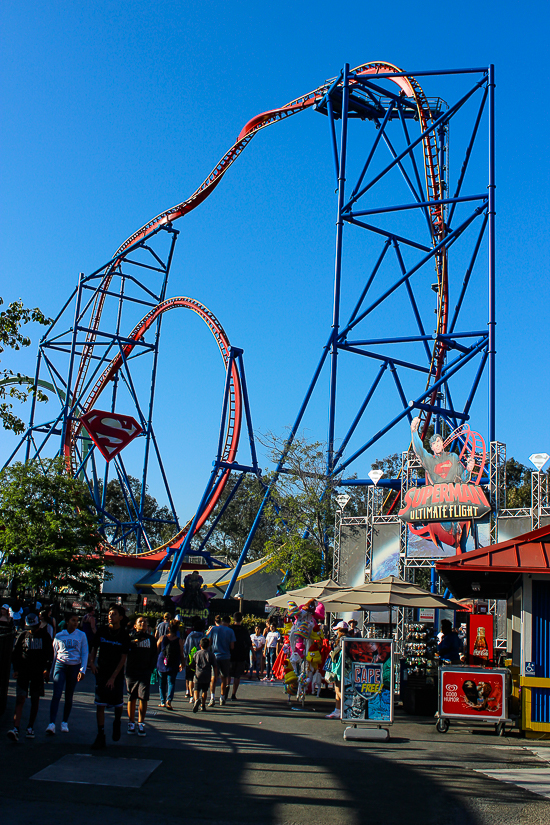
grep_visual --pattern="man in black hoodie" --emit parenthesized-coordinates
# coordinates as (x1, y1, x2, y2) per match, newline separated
(7, 613, 53, 742)
(89, 604, 129, 749)
(126, 615, 157, 736)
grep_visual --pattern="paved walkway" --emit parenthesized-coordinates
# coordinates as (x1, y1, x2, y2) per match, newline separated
(1, 672, 550, 825)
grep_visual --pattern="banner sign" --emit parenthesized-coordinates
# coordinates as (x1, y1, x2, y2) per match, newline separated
(341, 639, 393, 725)
(439, 667, 507, 721)
(399, 483, 491, 524)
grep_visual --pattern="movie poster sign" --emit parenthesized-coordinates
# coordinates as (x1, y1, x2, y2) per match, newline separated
(439, 667, 508, 721)
(341, 639, 393, 725)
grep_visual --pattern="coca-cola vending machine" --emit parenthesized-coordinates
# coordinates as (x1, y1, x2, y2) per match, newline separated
(466, 613, 494, 667)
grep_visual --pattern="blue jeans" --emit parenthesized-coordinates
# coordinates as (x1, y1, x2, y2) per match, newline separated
(251, 650, 263, 678)
(159, 671, 177, 704)
(266, 648, 277, 679)
(49, 662, 80, 723)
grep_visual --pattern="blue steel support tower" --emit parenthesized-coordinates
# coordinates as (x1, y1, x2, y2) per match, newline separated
(225, 63, 496, 596)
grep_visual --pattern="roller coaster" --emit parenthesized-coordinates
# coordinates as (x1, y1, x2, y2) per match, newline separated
(5, 61, 495, 597)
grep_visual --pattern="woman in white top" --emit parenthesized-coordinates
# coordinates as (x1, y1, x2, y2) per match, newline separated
(262, 624, 281, 682)
(46, 613, 89, 734)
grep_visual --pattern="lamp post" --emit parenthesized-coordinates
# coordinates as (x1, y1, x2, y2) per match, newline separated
(529, 453, 550, 530)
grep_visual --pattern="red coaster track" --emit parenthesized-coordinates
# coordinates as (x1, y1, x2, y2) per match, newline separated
(67, 61, 447, 554)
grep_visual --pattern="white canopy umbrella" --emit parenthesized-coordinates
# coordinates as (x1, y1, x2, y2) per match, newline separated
(266, 578, 344, 608)
(321, 578, 461, 612)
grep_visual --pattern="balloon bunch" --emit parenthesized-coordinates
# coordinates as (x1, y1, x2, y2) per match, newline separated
(283, 599, 325, 700)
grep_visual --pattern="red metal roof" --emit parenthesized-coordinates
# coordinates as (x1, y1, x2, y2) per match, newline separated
(436, 524, 550, 575)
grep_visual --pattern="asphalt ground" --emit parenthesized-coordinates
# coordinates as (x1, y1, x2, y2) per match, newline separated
(1, 670, 550, 825)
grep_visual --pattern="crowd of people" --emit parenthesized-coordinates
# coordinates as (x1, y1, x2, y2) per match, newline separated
(4, 601, 357, 748)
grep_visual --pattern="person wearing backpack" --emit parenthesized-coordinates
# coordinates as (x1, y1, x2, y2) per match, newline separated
(156, 620, 183, 710)
(183, 617, 204, 705)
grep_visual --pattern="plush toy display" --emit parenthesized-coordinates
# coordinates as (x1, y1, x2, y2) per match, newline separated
(278, 598, 327, 701)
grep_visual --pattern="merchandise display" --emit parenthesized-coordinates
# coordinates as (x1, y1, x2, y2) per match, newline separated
(403, 623, 438, 680)
(401, 623, 438, 715)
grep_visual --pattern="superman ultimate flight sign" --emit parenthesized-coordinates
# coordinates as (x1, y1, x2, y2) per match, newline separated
(399, 482, 491, 524)
(398, 418, 490, 553)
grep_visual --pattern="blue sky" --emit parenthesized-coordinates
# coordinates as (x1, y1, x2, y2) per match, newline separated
(1, 1, 549, 519)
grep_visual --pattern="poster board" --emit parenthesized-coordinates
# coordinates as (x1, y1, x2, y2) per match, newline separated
(438, 667, 508, 722)
(341, 638, 393, 725)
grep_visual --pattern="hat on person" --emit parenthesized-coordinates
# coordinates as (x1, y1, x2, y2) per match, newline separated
(25, 613, 40, 627)
(333, 621, 349, 631)
(2, 604, 10, 610)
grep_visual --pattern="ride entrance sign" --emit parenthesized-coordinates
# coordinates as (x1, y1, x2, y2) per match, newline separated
(341, 638, 394, 727)
(398, 483, 491, 523)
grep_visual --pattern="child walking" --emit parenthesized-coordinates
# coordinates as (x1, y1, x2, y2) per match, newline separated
(192, 637, 216, 712)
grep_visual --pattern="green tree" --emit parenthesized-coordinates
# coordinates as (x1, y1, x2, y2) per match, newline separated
(0, 298, 51, 433)
(0, 458, 107, 597)
(505, 458, 532, 508)
(259, 433, 339, 588)
(198, 473, 276, 562)
(100, 475, 176, 551)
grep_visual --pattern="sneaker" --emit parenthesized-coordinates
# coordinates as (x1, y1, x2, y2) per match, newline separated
(113, 717, 122, 742)
(193, 699, 200, 713)
(26, 728, 35, 738)
(201, 704, 207, 711)
(7, 727, 19, 743)
(137, 723, 146, 737)
(127, 722, 136, 735)
(189, 696, 194, 704)
(219, 696, 226, 706)
(208, 696, 215, 707)
(269, 677, 275, 682)
(165, 702, 173, 711)
(325, 709, 341, 719)
(45, 722, 56, 736)
(60, 722, 69, 733)
(261, 677, 269, 682)
(91, 731, 107, 750)
(231, 695, 237, 702)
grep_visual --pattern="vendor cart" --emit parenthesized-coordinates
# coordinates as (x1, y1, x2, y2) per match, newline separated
(435, 665, 513, 736)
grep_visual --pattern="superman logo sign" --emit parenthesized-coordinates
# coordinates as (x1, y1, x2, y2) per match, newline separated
(80, 410, 143, 461)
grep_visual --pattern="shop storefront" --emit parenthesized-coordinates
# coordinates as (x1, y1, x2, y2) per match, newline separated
(437, 524, 550, 739)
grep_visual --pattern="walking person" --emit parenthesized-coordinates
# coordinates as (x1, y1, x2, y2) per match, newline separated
(229, 612, 252, 701)
(325, 621, 348, 719)
(157, 619, 183, 710)
(250, 625, 265, 679)
(81, 606, 97, 651)
(206, 615, 235, 707)
(126, 616, 157, 736)
(39, 609, 54, 639)
(155, 612, 172, 640)
(263, 623, 281, 682)
(46, 612, 88, 734)
(192, 637, 216, 712)
(88, 604, 130, 750)
(183, 617, 204, 704)
(0, 604, 14, 631)
(7, 613, 53, 742)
